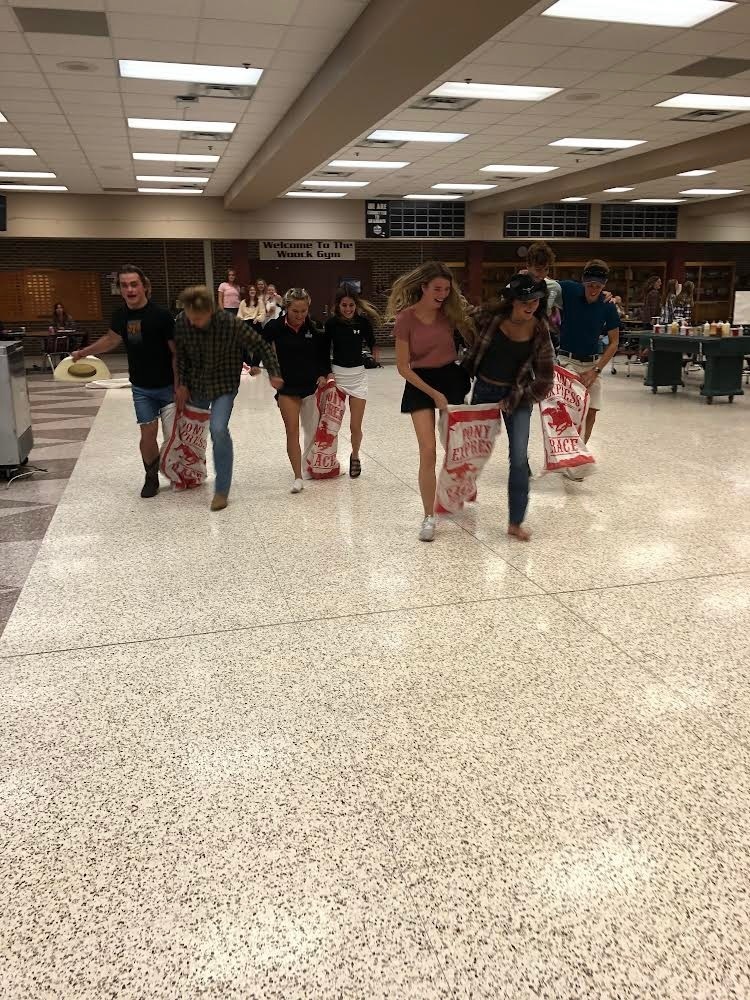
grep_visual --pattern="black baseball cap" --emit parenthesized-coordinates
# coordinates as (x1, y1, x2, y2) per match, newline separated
(582, 263, 609, 284)
(502, 273, 547, 302)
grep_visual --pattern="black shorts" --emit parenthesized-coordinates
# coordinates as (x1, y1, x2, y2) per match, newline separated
(275, 384, 316, 403)
(401, 363, 471, 414)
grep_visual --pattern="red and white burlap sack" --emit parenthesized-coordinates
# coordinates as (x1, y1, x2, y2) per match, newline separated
(539, 365, 595, 476)
(160, 403, 210, 490)
(304, 378, 347, 480)
(435, 402, 502, 514)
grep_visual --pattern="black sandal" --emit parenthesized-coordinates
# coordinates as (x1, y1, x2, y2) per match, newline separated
(349, 455, 362, 478)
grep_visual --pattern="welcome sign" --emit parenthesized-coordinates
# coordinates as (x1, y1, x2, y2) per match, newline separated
(259, 240, 355, 261)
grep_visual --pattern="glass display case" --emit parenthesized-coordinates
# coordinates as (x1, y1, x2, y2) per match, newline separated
(684, 262, 736, 324)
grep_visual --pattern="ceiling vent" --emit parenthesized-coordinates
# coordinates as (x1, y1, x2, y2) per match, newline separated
(319, 169, 354, 178)
(176, 165, 214, 174)
(672, 56, 750, 78)
(409, 95, 477, 112)
(102, 187, 137, 194)
(180, 130, 231, 141)
(195, 83, 256, 100)
(670, 109, 741, 123)
(13, 6, 109, 35)
(357, 137, 406, 150)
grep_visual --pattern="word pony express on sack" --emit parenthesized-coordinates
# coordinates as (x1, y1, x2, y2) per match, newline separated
(304, 379, 347, 480)
(539, 365, 595, 475)
(160, 404, 210, 490)
(435, 403, 502, 515)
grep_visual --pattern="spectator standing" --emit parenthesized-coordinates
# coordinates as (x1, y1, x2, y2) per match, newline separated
(218, 268, 241, 316)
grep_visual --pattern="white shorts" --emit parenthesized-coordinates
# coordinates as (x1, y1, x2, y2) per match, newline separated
(558, 356, 603, 410)
(332, 364, 367, 400)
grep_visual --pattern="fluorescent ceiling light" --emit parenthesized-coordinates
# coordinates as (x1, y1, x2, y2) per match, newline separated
(0, 112, 6, 123)
(136, 175, 209, 183)
(119, 60, 262, 86)
(432, 183, 497, 191)
(679, 188, 743, 195)
(404, 194, 462, 200)
(430, 82, 561, 101)
(133, 152, 220, 163)
(302, 179, 369, 188)
(128, 118, 236, 133)
(480, 164, 557, 174)
(677, 169, 716, 177)
(550, 137, 645, 148)
(542, 0, 734, 28)
(561, 196, 587, 201)
(0, 171, 56, 179)
(0, 148, 37, 156)
(605, 187, 634, 192)
(0, 184, 67, 191)
(329, 159, 409, 169)
(632, 198, 685, 203)
(137, 187, 203, 194)
(656, 93, 750, 112)
(368, 129, 467, 143)
(285, 191, 347, 198)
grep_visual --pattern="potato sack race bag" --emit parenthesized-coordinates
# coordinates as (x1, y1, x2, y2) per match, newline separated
(435, 403, 502, 515)
(160, 403, 210, 490)
(539, 365, 596, 476)
(304, 378, 347, 480)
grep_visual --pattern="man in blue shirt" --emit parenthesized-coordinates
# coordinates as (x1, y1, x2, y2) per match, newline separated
(558, 259, 620, 456)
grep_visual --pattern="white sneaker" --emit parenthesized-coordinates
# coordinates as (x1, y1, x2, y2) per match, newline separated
(291, 478, 304, 494)
(419, 515, 436, 542)
(563, 468, 584, 482)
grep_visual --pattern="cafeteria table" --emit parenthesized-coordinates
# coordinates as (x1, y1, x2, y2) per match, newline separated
(639, 334, 750, 403)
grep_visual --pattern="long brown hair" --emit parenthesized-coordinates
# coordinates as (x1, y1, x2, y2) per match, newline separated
(334, 284, 381, 326)
(677, 279, 695, 304)
(386, 261, 474, 340)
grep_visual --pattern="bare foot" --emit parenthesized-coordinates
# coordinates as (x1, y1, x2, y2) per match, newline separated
(508, 523, 531, 542)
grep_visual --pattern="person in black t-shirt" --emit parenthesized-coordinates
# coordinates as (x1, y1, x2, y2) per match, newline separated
(322, 286, 381, 478)
(72, 264, 176, 499)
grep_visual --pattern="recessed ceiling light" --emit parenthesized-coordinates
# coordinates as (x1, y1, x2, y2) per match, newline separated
(128, 118, 236, 133)
(136, 175, 209, 183)
(133, 152, 220, 163)
(542, 0, 734, 28)
(677, 169, 716, 177)
(302, 179, 369, 188)
(0, 148, 37, 157)
(119, 60, 262, 86)
(480, 164, 558, 174)
(404, 193, 462, 200)
(137, 187, 203, 194)
(368, 130, 467, 143)
(550, 137, 646, 148)
(632, 198, 685, 203)
(0, 184, 67, 192)
(561, 196, 587, 201)
(329, 159, 409, 169)
(285, 191, 347, 198)
(604, 187, 634, 193)
(0, 171, 56, 179)
(432, 183, 497, 191)
(430, 82, 561, 101)
(679, 188, 743, 195)
(656, 93, 750, 112)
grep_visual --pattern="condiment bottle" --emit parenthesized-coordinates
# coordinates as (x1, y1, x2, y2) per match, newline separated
(703, 321, 710, 335)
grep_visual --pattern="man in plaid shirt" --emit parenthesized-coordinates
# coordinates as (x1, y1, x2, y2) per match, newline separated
(175, 285, 283, 511)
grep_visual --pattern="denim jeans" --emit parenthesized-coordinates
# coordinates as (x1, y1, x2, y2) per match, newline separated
(190, 392, 237, 496)
(471, 378, 532, 525)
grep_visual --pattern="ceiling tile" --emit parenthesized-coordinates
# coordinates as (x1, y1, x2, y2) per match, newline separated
(0, 70, 48, 87)
(36, 54, 116, 76)
(503, 17, 603, 46)
(472, 41, 568, 67)
(26, 33, 113, 56)
(43, 72, 118, 92)
(0, 31, 30, 54)
(192, 43, 277, 68)
(106, 0, 202, 13)
(652, 29, 743, 55)
(202, 0, 298, 24)
(199, 20, 285, 48)
(107, 12, 198, 42)
(281, 24, 338, 54)
(293, 0, 365, 30)
(0, 9, 21, 31)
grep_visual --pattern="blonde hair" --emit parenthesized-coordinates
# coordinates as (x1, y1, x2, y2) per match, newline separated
(386, 261, 474, 340)
(179, 284, 215, 313)
(283, 287, 311, 307)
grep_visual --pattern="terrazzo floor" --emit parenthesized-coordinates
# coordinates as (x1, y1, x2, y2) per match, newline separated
(1, 364, 748, 999)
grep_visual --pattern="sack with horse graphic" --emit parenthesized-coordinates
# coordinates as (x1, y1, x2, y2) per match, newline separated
(160, 403, 210, 490)
(435, 402, 502, 514)
(539, 365, 595, 476)
(304, 378, 347, 480)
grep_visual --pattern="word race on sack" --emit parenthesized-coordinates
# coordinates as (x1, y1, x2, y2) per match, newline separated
(539, 365, 595, 476)
(160, 404, 210, 490)
(304, 378, 347, 480)
(435, 403, 502, 514)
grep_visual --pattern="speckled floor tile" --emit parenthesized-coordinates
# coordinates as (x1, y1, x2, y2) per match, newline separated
(556, 572, 750, 741)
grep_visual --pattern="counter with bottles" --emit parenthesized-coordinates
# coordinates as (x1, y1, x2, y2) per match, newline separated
(639, 332, 750, 403)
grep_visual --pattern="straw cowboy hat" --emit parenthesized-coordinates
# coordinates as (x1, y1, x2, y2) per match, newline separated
(53, 355, 111, 383)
